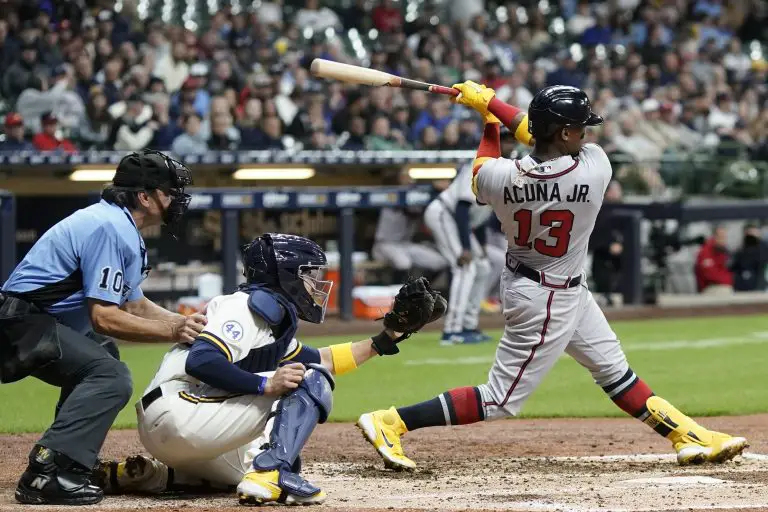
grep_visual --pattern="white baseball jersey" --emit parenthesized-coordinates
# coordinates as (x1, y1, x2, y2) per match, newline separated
(145, 291, 301, 396)
(439, 164, 493, 229)
(473, 143, 612, 276)
(138, 291, 306, 488)
(374, 208, 417, 243)
(465, 143, 631, 423)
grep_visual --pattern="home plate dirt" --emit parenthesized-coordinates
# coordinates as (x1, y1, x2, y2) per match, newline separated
(1, 415, 767, 512)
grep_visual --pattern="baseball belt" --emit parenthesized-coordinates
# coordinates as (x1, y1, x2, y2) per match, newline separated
(141, 386, 163, 411)
(505, 257, 582, 289)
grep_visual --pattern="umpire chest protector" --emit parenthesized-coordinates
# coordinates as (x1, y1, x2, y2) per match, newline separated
(237, 285, 299, 373)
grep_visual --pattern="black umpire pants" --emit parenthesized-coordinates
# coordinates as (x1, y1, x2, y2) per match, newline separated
(33, 324, 133, 469)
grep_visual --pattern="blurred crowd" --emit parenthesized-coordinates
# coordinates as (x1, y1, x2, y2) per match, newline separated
(694, 223, 768, 294)
(0, 0, 766, 192)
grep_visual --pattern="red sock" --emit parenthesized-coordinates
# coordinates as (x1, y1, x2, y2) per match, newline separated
(603, 369, 653, 418)
(397, 386, 485, 431)
(446, 386, 485, 425)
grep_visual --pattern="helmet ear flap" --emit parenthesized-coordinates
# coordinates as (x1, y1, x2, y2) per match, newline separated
(242, 235, 280, 285)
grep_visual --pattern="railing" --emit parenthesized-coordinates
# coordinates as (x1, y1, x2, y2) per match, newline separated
(1, 150, 766, 199)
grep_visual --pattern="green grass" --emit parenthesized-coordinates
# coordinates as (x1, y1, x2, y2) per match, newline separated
(1, 315, 767, 433)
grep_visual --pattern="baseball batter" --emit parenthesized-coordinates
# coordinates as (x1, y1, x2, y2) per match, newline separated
(358, 82, 747, 470)
(423, 163, 493, 344)
(94, 234, 445, 505)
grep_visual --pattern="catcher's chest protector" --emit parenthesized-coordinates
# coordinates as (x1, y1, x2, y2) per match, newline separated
(236, 286, 298, 373)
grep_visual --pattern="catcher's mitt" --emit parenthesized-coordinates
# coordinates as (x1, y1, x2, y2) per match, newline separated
(372, 277, 448, 356)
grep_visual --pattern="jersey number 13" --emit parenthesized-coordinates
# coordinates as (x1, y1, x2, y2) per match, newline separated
(513, 209, 575, 258)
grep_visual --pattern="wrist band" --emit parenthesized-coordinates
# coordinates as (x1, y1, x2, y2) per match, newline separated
(330, 342, 358, 375)
(371, 330, 399, 356)
(256, 375, 267, 395)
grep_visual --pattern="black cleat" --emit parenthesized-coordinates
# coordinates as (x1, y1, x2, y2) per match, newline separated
(15, 445, 104, 505)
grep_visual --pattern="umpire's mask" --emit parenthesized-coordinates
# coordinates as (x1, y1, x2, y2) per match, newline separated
(113, 149, 193, 238)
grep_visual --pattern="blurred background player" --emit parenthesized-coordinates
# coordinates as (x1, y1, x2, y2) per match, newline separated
(589, 180, 625, 306)
(731, 224, 768, 291)
(480, 215, 506, 314)
(371, 171, 448, 284)
(423, 162, 493, 345)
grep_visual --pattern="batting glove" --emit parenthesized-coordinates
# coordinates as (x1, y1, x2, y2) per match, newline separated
(451, 80, 497, 120)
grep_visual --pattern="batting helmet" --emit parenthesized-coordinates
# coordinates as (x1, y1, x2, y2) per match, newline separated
(528, 85, 603, 140)
(241, 233, 333, 323)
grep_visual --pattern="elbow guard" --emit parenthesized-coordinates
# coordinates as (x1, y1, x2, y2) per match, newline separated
(515, 114, 533, 146)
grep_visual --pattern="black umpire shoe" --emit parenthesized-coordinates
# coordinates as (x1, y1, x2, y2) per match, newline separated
(15, 445, 104, 505)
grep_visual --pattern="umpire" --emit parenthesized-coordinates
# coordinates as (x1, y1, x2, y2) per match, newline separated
(0, 149, 206, 505)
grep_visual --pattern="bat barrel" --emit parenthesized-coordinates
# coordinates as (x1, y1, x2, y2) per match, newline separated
(310, 58, 457, 97)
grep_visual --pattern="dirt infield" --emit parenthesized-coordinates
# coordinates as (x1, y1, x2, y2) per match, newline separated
(1, 415, 767, 512)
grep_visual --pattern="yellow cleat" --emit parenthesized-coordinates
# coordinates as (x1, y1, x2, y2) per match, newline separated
(237, 469, 326, 506)
(645, 396, 748, 465)
(356, 407, 415, 471)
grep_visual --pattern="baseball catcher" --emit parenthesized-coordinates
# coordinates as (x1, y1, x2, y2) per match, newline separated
(94, 233, 445, 505)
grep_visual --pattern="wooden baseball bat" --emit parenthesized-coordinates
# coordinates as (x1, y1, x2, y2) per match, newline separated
(310, 58, 458, 97)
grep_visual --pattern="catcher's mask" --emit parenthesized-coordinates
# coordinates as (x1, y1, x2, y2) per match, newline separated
(112, 149, 193, 237)
(241, 233, 333, 323)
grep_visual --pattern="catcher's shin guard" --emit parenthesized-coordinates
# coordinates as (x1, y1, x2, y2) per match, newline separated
(644, 396, 748, 465)
(238, 364, 334, 505)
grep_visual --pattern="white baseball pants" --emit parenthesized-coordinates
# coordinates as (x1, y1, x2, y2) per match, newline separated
(423, 200, 490, 333)
(476, 266, 630, 420)
(137, 376, 277, 486)
(371, 241, 448, 271)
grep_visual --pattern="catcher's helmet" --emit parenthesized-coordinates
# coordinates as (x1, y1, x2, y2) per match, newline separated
(241, 233, 332, 323)
(528, 85, 603, 140)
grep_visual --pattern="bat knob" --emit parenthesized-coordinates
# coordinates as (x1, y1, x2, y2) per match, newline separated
(310, 59, 322, 77)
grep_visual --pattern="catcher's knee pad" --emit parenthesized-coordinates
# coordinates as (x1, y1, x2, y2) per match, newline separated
(301, 363, 335, 423)
(252, 364, 334, 473)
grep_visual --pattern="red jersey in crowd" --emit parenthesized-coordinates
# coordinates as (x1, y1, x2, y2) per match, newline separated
(695, 236, 733, 291)
(32, 133, 76, 153)
(372, 3, 403, 32)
